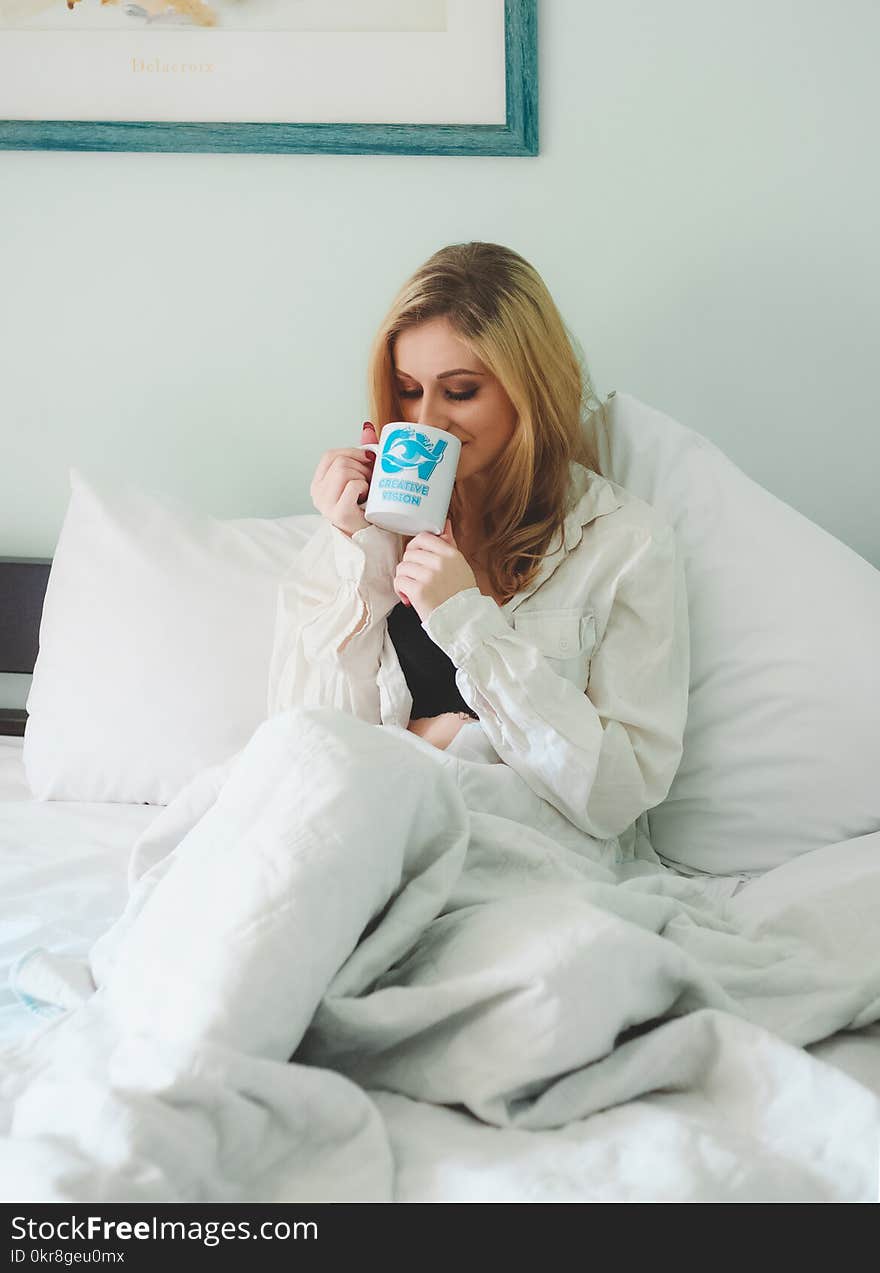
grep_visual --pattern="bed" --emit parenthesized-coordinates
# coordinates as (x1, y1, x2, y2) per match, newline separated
(1, 391, 878, 1203)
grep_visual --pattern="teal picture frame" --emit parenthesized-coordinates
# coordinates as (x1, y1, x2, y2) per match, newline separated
(0, 0, 537, 157)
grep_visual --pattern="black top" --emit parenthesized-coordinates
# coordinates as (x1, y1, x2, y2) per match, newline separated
(387, 600, 480, 721)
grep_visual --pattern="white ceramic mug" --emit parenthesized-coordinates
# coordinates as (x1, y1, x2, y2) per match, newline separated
(359, 422, 462, 535)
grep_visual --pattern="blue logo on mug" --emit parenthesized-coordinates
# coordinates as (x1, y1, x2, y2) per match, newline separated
(380, 428, 448, 481)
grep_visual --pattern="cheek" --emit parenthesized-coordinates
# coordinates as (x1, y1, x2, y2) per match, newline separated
(478, 395, 514, 438)
(484, 418, 514, 449)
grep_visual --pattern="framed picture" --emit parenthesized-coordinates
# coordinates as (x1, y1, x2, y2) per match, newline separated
(0, 0, 537, 156)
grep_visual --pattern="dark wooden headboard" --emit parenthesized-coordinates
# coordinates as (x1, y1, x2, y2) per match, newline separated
(0, 557, 52, 737)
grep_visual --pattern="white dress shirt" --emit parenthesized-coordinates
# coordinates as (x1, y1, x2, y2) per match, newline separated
(266, 461, 690, 851)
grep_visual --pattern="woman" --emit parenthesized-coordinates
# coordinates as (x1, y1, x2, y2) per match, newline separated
(267, 241, 690, 851)
(7, 246, 697, 1184)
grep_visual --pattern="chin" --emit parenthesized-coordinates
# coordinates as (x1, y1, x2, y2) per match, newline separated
(459, 459, 487, 480)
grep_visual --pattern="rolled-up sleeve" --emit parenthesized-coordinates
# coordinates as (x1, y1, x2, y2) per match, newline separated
(266, 519, 403, 724)
(422, 526, 690, 841)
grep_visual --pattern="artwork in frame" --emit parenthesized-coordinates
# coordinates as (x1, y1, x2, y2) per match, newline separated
(0, 0, 537, 156)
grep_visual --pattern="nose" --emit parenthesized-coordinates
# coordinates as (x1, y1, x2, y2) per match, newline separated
(416, 400, 452, 430)
(409, 384, 453, 430)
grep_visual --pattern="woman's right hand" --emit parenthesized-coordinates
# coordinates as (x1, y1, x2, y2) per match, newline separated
(310, 422, 378, 538)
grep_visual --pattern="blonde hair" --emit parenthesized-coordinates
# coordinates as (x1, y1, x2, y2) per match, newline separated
(366, 242, 604, 603)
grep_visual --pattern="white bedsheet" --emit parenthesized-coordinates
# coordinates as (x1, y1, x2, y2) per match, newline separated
(0, 737, 159, 1046)
(1, 718, 879, 1203)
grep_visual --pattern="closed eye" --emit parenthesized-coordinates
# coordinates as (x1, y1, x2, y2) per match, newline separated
(397, 387, 477, 402)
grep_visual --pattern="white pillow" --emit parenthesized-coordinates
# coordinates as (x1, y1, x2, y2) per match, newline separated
(593, 392, 880, 876)
(24, 468, 321, 806)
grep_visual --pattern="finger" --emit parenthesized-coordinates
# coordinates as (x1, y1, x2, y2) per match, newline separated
(401, 546, 444, 568)
(338, 477, 369, 511)
(397, 558, 431, 578)
(341, 458, 374, 478)
(313, 453, 334, 485)
(394, 567, 429, 601)
(359, 427, 377, 467)
(341, 475, 369, 501)
(397, 570, 415, 603)
(331, 457, 374, 488)
(406, 533, 454, 555)
(314, 461, 370, 502)
(341, 446, 377, 460)
(314, 448, 372, 484)
(337, 446, 379, 470)
(336, 452, 374, 472)
(394, 573, 415, 605)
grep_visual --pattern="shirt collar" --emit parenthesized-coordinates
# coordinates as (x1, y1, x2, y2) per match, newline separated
(503, 462, 625, 614)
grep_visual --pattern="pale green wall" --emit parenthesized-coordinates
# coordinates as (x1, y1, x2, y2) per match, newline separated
(2, 0, 878, 708)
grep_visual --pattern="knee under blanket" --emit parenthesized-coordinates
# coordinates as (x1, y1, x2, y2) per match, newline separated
(1, 707, 878, 1201)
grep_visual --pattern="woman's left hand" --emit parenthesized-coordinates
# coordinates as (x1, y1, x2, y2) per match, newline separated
(393, 518, 478, 623)
(406, 711, 472, 750)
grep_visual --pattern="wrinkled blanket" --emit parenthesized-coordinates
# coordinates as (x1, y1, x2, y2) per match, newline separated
(1, 707, 878, 1202)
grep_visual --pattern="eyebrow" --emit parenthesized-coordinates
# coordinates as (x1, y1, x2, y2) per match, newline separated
(395, 368, 486, 380)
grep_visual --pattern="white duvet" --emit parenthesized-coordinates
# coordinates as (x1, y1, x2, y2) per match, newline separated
(1, 707, 878, 1202)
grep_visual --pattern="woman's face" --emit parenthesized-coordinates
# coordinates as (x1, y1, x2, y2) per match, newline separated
(391, 317, 517, 503)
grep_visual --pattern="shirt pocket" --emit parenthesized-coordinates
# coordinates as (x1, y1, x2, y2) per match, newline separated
(511, 608, 598, 689)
